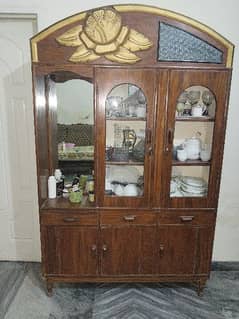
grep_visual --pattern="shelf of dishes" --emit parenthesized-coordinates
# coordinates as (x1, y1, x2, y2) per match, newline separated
(170, 176, 208, 198)
(105, 165, 144, 197)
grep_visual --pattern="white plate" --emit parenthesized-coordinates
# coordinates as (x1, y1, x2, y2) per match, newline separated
(181, 176, 207, 188)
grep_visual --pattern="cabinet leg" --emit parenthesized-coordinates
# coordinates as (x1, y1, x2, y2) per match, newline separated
(46, 281, 53, 297)
(197, 279, 206, 296)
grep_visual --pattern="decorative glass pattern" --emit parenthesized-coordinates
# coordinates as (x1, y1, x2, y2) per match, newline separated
(158, 22, 223, 63)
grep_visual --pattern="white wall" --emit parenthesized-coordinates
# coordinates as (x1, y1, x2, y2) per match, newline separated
(56, 80, 94, 125)
(0, 0, 238, 261)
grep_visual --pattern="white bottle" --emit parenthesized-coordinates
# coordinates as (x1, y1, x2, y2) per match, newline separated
(48, 176, 56, 199)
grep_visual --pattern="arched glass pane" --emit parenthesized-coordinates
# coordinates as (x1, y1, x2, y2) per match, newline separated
(158, 22, 223, 64)
(105, 84, 147, 197)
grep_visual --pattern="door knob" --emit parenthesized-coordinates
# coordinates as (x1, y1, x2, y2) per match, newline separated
(102, 244, 108, 252)
(91, 244, 97, 252)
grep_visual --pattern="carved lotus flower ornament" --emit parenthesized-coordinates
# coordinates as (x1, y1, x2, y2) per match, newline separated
(56, 9, 153, 64)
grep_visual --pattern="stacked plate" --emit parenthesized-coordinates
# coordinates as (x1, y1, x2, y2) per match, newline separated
(180, 176, 208, 197)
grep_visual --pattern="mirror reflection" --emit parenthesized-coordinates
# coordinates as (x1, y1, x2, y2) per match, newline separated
(56, 79, 94, 182)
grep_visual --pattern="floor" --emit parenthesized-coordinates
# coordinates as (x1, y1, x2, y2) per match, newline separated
(0, 262, 239, 319)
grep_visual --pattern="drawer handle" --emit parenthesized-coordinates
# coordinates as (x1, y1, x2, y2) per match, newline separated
(159, 244, 164, 256)
(123, 215, 136, 221)
(180, 216, 194, 222)
(63, 217, 78, 223)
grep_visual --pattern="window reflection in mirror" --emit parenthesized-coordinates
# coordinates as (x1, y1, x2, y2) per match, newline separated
(56, 79, 94, 183)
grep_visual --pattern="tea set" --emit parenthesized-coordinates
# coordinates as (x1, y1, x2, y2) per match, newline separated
(176, 132, 211, 162)
(176, 89, 214, 117)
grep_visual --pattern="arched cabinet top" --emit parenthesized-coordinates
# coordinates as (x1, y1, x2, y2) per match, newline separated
(31, 4, 234, 68)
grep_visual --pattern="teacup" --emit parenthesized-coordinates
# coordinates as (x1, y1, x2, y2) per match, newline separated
(200, 149, 211, 161)
(177, 149, 187, 161)
(191, 104, 206, 117)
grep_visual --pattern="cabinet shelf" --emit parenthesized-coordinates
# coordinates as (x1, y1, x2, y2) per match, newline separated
(175, 116, 214, 122)
(172, 159, 211, 166)
(106, 117, 146, 121)
(40, 196, 95, 210)
(106, 160, 144, 166)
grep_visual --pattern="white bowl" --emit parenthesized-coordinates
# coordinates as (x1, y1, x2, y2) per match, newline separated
(124, 184, 138, 196)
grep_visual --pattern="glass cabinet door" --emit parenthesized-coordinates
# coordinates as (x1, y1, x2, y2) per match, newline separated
(95, 68, 156, 207)
(160, 69, 230, 208)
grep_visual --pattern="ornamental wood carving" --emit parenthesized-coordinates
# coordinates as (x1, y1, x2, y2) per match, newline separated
(56, 9, 153, 64)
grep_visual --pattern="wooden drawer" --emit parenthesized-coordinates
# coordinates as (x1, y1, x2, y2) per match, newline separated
(158, 211, 216, 226)
(40, 211, 98, 226)
(100, 210, 157, 225)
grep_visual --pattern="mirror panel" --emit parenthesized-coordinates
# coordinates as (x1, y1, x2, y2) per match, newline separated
(56, 79, 94, 182)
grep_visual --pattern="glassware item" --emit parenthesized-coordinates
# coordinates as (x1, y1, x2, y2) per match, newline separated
(178, 91, 188, 103)
(176, 91, 188, 116)
(122, 129, 137, 151)
(176, 102, 185, 116)
(202, 90, 214, 115)
(69, 189, 83, 203)
(187, 90, 200, 106)
(202, 90, 213, 106)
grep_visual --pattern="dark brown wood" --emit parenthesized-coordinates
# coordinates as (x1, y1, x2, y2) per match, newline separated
(40, 211, 98, 226)
(42, 226, 98, 276)
(158, 225, 198, 274)
(196, 226, 215, 274)
(100, 210, 157, 225)
(31, 5, 233, 296)
(175, 116, 215, 122)
(100, 225, 158, 275)
(158, 210, 216, 226)
(40, 197, 95, 210)
(172, 160, 211, 166)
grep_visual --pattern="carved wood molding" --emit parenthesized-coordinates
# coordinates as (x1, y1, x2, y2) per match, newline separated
(30, 4, 234, 67)
(55, 9, 153, 64)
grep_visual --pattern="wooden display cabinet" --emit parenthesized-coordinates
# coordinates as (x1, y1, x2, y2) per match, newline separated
(31, 4, 234, 296)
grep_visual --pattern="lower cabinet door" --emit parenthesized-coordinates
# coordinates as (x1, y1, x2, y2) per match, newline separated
(158, 225, 198, 274)
(100, 226, 158, 275)
(42, 226, 98, 276)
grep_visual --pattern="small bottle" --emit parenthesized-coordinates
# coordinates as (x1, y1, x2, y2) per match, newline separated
(54, 169, 62, 181)
(88, 191, 95, 203)
(48, 176, 56, 199)
(54, 169, 64, 196)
